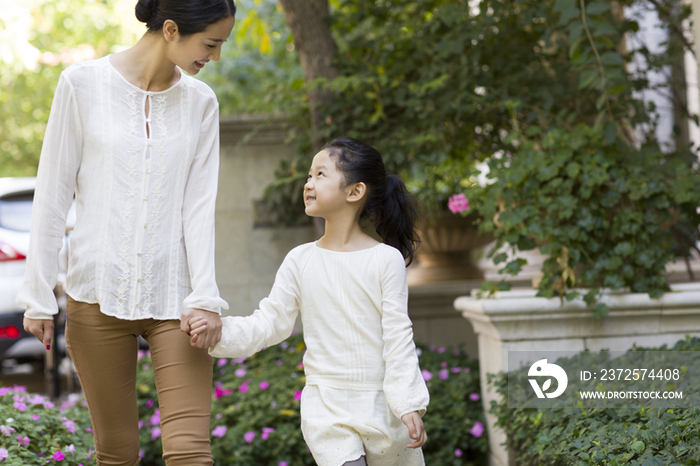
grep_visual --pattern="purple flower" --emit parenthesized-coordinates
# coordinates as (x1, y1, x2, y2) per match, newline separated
(32, 414, 41, 421)
(470, 421, 484, 438)
(261, 427, 275, 440)
(239, 382, 249, 393)
(421, 370, 433, 381)
(0, 388, 11, 396)
(13, 402, 26, 411)
(294, 391, 302, 401)
(259, 381, 270, 390)
(469, 393, 480, 401)
(279, 462, 288, 466)
(217, 358, 227, 367)
(464, 367, 470, 373)
(214, 388, 233, 399)
(244, 431, 255, 443)
(138, 421, 143, 429)
(441, 362, 448, 368)
(53, 450, 66, 461)
(451, 367, 462, 373)
(438, 347, 446, 353)
(276, 359, 283, 365)
(146, 399, 154, 408)
(0, 425, 16, 436)
(212, 426, 227, 438)
(448, 193, 470, 214)
(16, 435, 29, 446)
(0, 448, 7, 460)
(151, 427, 161, 440)
(439, 369, 449, 380)
(60, 418, 77, 434)
(65, 444, 75, 456)
(455, 448, 463, 457)
(150, 409, 160, 426)
(234, 368, 246, 378)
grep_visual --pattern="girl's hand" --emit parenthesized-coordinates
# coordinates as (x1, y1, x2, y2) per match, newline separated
(180, 308, 222, 350)
(401, 411, 427, 448)
(23, 317, 54, 350)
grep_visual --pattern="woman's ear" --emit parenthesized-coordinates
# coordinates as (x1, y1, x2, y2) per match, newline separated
(163, 19, 179, 42)
(346, 182, 367, 204)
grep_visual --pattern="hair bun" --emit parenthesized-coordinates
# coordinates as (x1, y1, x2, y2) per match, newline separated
(135, 0, 159, 24)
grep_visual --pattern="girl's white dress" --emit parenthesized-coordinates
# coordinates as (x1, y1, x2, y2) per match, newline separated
(210, 242, 429, 466)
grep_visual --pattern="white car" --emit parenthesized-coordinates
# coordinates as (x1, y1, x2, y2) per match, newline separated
(0, 177, 74, 365)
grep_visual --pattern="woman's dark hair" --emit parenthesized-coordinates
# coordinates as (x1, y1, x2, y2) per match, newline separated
(135, 0, 236, 36)
(323, 137, 420, 265)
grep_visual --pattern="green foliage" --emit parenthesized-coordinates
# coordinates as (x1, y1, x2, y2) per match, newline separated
(489, 336, 700, 465)
(135, 333, 488, 465)
(0, 389, 94, 465)
(0, 0, 127, 176)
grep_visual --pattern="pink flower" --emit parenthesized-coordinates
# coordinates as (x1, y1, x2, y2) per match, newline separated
(469, 393, 480, 401)
(61, 418, 77, 434)
(438, 347, 446, 353)
(439, 369, 449, 380)
(217, 358, 227, 367)
(0, 387, 11, 396)
(16, 435, 29, 446)
(13, 402, 26, 411)
(53, 450, 66, 461)
(32, 414, 41, 421)
(421, 370, 433, 381)
(0, 448, 7, 460)
(212, 426, 227, 438)
(244, 431, 255, 443)
(146, 399, 154, 408)
(151, 427, 161, 440)
(214, 388, 233, 399)
(448, 193, 470, 214)
(470, 421, 484, 438)
(239, 383, 249, 393)
(297, 361, 304, 369)
(464, 367, 470, 373)
(150, 409, 160, 426)
(261, 427, 275, 440)
(279, 462, 288, 466)
(65, 445, 75, 456)
(441, 362, 448, 367)
(455, 448, 463, 457)
(234, 368, 246, 378)
(294, 391, 302, 401)
(450, 367, 461, 373)
(0, 425, 15, 436)
(259, 381, 270, 390)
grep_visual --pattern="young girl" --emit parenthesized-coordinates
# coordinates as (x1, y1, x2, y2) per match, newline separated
(19, 1, 235, 464)
(189, 137, 430, 466)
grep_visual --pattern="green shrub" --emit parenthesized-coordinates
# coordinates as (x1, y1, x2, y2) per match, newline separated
(490, 337, 700, 465)
(0, 333, 487, 465)
(0, 388, 94, 465)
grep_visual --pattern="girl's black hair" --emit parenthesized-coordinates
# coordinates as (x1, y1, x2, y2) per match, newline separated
(135, 0, 236, 36)
(323, 137, 420, 265)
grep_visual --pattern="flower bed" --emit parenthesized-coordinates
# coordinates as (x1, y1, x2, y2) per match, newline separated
(1, 333, 487, 465)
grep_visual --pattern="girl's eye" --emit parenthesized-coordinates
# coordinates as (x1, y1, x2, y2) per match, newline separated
(318, 171, 324, 177)
(206, 45, 216, 49)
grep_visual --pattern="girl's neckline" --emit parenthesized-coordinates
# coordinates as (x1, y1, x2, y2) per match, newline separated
(313, 241, 383, 254)
(106, 55, 184, 95)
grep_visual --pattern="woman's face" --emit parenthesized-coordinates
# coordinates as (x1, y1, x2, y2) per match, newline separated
(169, 16, 235, 75)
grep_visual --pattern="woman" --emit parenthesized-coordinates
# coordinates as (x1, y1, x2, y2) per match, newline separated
(17, 1, 236, 464)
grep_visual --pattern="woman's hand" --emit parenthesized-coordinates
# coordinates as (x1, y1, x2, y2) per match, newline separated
(23, 317, 54, 350)
(401, 411, 427, 448)
(180, 308, 222, 350)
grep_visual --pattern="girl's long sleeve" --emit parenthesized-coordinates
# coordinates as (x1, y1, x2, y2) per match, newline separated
(17, 74, 82, 320)
(209, 252, 301, 359)
(379, 248, 430, 420)
(181, 102, 228, 314)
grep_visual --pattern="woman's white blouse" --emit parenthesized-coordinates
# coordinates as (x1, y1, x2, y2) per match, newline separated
(17, 56, 229, 321)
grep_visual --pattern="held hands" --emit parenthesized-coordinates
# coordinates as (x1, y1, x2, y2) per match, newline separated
(179, 308, 222, 350)
(401, 411, 427, 448)
(23, 317, 54, 350)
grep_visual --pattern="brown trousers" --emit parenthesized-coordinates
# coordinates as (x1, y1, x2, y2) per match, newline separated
(65, 297, 214, 466)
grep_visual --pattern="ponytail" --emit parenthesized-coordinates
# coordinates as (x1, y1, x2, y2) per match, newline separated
(323, 137, 420, 265)
(374, 174, 420, 265)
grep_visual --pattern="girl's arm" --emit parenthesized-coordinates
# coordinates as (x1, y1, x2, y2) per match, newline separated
(191, 250, 302, 359)
(379, 247, 430, 421)
(17, 73, 82, 321)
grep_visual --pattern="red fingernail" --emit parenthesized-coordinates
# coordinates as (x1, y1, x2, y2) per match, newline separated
(46, 345, 50, 350)
(187, 333, 191, 336)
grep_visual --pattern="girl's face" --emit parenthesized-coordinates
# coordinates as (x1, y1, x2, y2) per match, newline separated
(304, 149, 347, 218)
(168, 16, 235, 75)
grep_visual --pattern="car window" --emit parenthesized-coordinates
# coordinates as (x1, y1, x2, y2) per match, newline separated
(0, 193, 33, 232)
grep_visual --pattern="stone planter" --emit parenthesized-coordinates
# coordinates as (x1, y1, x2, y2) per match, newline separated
(453, 283, 700, 466)
(407, 213, 494, 285)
